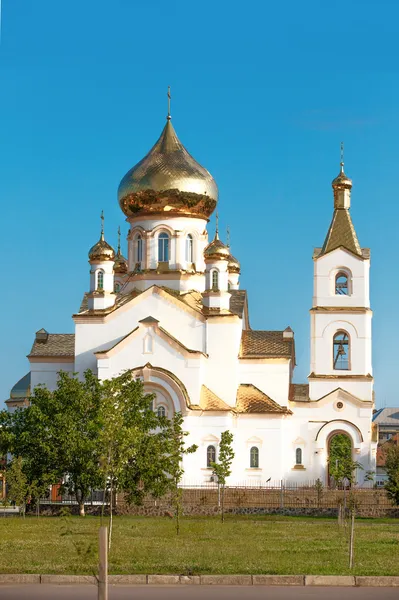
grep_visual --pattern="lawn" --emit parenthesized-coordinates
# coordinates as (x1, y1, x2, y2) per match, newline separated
(0, 515, 398, 576)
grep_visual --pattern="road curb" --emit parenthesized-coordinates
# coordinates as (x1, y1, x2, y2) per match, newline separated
(1, 573, 399, 586)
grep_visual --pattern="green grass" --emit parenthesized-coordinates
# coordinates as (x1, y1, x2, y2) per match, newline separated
(0, 515, 398, 576)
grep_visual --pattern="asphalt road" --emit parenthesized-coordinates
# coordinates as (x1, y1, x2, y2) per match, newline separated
(0, 586, 398, 600)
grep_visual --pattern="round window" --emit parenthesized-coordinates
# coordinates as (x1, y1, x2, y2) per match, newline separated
(337, 401, 344, 409)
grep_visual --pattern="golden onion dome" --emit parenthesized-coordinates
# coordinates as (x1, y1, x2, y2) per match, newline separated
(89, 233, 115, 262)
(204, 232, 230, 261)
(227, 253, 240, 273)
(114, 250, 128, 274)
(332, 163, 352, 189)
(118, 117, 218, 219)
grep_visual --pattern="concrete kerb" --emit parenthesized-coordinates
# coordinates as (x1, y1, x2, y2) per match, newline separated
(1, 574, 399, 586)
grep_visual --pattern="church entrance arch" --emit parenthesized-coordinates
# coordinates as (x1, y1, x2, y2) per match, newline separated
(131, 363, 190, 416)
(315, 419, 363, 487)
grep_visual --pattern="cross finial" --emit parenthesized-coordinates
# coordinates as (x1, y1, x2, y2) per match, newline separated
(340, 141, 344, 173)
(215, 211, 219, 240)
(227, 226, 230, 248)
(167, 86, 171, 120)
(100, 210, 104, 240)
(117, 226, 121, 254)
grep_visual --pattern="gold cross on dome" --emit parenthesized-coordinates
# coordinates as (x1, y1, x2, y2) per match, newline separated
(167, 86, 171, 120)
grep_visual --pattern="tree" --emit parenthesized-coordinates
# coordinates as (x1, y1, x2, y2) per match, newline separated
(6, 457, 29, 517)
(384, 444, 399, 505)
(165, 412, 197, 535)
(97, 371, 172, 548)
(329, 434, 362, 486)
(210, 431, 234, 522)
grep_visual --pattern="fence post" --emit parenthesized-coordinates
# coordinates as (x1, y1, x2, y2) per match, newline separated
(98, 526, 108, 600)
(280, 480, 284, 510)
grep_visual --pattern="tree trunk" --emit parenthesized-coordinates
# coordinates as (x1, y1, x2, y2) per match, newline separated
(221, 485, 225, 523)
(108, 479, 113, 552)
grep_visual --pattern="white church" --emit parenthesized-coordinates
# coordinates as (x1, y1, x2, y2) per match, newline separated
(7, 105, 377, 485)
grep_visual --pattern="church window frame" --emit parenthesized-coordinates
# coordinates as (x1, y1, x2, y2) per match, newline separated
(211, 269, 219, 290)
(295, 447, 303, 465)
(250, 446, 259, 468)
(207, 445, 216, 468)
(333, 330, 350, 371)
(157, 405, 166, 418)
(186, 234, 193, 263)
(135, 234, 143, 263)
(335, 271, 350, 296)
(96, 270, 104, 290)
(158, 232, 170, 262)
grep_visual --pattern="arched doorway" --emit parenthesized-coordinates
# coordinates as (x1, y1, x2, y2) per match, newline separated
(328, 432, 353, 488)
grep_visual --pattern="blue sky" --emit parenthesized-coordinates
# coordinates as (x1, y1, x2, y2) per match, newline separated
(1, 0, 399, 407)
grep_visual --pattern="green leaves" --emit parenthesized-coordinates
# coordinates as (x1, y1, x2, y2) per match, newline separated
(210, 431, 234, 487)
(384, 444, 399, 505)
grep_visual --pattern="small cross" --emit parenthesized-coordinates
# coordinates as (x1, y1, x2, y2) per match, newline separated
(100, 210, 104, 237)
(340, 141, 344, 167)
(215, 211, 219, 235)
(227, 226, 230, 248)
(117, 226, 121, 253)
(167, 86, 171, 120)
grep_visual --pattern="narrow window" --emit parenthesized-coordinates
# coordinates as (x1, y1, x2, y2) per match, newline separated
(97, 270, 104, 290)
(186, 234, 193, 263)
(335, 272, 349, 295)
(207, 445, 216, 467)
(212, 270, 219, 290)
(158, 233, 170, 262)
(157, 406, 166, 418)
(250, 446, 259, 468)
(333, 331, 350, 370)
(296, 448, 302, 465)
(136, 235, 143, 262)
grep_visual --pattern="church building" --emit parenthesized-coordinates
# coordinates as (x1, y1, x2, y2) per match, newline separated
(7, 103, 377, 485)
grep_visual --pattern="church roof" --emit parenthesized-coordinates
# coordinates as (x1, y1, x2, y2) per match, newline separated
(318, 207, 362, 258)
(236, 384, 291, 414)
(239, 330, 294, 360)
(77, 287, 248, 320)
(28, 334, 75, 358)
(198, 385, 231, 411)
(9, 372, 31, 399)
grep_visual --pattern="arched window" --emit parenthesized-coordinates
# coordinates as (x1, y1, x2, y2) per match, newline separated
(158, 233, 170, 262)
(97, 270, 104, 290)
(186, 234, 193, 263)
(333, 331, 350, 370)
(335, 272, 349, 295)
(250, 446, 259, 468)
(114, 282, 121, 293)
(212, 270, 219, 290)
(207, 445, 216, 468)
(157, 406, 166, 418)
(136, 235, 143, 262)
(296, 448, 302, 465)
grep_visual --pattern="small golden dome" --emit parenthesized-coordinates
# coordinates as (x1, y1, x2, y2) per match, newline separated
(204, 232, 230, 261)
(118, 118, 218, 219)
(114, 250, 128, 274)
(332, 163, 352, 189)
(89, 234, 115, 262)
(227, 254, 240, 273)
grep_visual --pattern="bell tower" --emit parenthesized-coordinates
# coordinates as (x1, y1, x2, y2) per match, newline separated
(309, 148, 373, 402)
